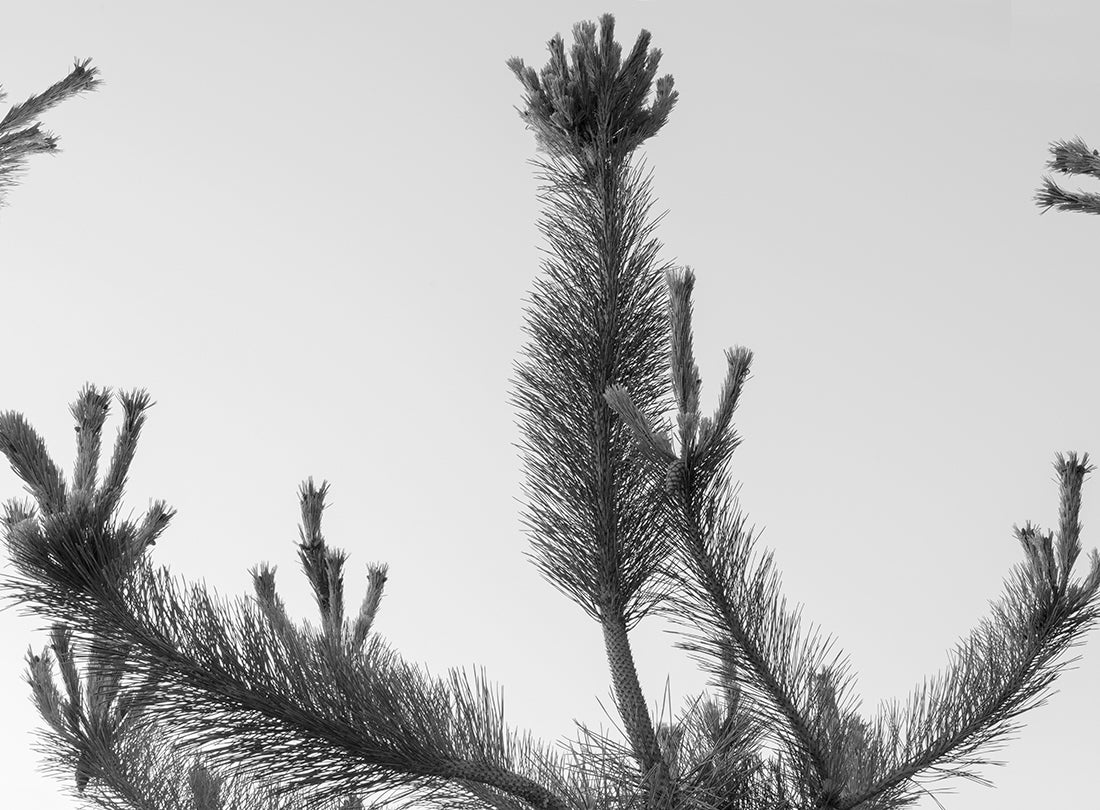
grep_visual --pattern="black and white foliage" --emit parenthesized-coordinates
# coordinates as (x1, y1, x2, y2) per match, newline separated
(0, 59, 98, 207)
(2, 14, 1098, 810)
(1036, 135, 1100, 215)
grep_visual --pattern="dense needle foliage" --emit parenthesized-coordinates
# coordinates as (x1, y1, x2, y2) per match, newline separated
(0, 59, 98, 208)
(1036, 136, 1100, 215)
(3, 14, 1099, 810)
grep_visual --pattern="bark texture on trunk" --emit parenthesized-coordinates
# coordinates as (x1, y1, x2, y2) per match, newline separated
(602, 613, 675, 808)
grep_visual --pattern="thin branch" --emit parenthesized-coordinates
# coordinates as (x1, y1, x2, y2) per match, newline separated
(610, 269, 847, 804)
(0, 59, 100, 205)
(835, 455, 1100, 809)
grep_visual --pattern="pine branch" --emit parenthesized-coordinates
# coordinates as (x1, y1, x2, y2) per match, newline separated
(0, 388, 568, 810)
(833, 454, 1100, 809)
(608, 268, 853, 806)
(608, 263, 1100, 808)
(24, 627, 361, 810)
(0, 58, 99, 206)
(1035, 136, 1100, 215)
(660, 479, 857, 804)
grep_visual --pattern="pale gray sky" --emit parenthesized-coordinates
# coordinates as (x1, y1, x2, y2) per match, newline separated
(1, 1, 1098, 808)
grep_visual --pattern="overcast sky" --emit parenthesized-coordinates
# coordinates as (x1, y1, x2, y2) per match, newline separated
(1, 1, 1098, 808)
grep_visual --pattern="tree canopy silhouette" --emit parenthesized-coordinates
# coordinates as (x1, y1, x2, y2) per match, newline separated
(3, 15, 1099, 810)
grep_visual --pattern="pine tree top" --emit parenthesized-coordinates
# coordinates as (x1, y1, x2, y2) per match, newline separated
(507, 14, 677, 170)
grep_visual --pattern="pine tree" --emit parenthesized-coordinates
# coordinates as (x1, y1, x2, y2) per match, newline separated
(3, 14, 1100, 810)
(0, 59, 99, 208)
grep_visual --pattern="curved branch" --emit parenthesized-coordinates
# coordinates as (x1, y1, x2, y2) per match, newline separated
(837, 560, 1099, 808)
(664, 476, 838, 797)
(0, 59, 100, 206)
(7, 551, 568, 810)
(0, 391, 568, 810)
(837, 455, 1100, 809)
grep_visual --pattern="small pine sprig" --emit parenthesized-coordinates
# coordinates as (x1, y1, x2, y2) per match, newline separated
(1054, 451, 1094, 592)
(1035, 136, 1100, 215)
(0, 385, 171, 590)
(351, 562, 389, 649)
(258, 476, 390, 656)
(603, 267, 754, 496)
(0, 59, 100, 206)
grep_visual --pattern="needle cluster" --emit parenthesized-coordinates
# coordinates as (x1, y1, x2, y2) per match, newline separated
(507, 13, 677, 179)
(0, 59, 99, 206)
(1035, 135, 1100, 215)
